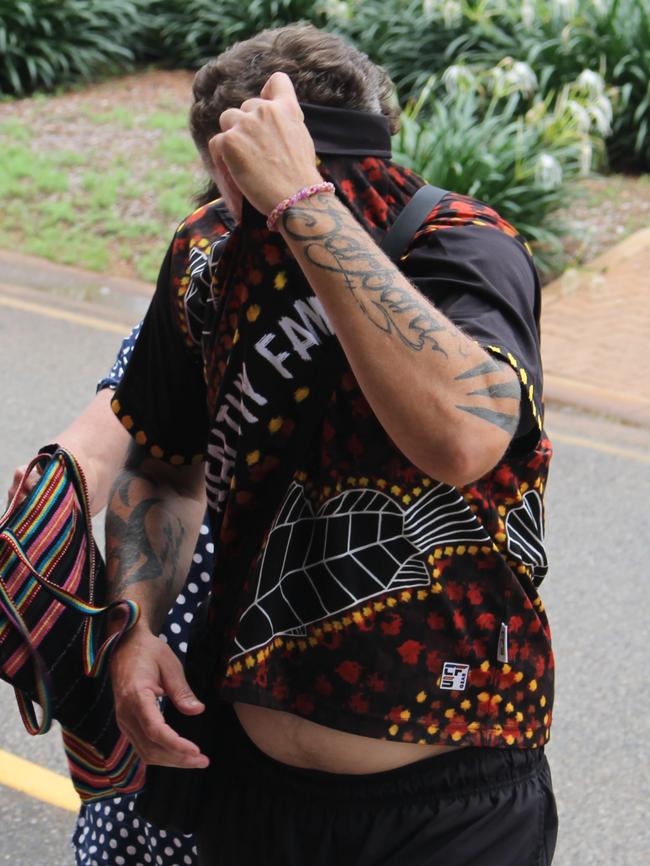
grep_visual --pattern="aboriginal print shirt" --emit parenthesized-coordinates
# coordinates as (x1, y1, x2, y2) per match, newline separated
(114, 157, 553, 751)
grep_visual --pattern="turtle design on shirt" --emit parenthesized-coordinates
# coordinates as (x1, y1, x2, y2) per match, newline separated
(231, 481, 491, 658)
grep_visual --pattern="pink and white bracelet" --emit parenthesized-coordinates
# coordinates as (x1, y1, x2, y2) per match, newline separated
(266, 181, 335, 232)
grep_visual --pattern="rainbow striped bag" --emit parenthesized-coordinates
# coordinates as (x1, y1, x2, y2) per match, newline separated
(0, 444, 145, 801)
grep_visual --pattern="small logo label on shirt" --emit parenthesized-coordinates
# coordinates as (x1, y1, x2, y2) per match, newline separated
(440, 662, 469, 691)
(497, 622, 509, 663)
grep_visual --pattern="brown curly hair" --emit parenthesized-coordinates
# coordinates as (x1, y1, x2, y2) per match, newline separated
(189, 23, 399, 203)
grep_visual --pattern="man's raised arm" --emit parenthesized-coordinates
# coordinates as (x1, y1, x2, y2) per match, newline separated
(210, 72, 522, 487)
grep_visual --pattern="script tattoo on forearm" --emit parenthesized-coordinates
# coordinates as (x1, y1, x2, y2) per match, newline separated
(455, 359, 521, 434)
(282, 195, 448, 355)
(284, 196, 523, 437)
(106, 469, 185, 618)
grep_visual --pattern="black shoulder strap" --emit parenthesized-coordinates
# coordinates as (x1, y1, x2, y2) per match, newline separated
(380, 184, 448, 263)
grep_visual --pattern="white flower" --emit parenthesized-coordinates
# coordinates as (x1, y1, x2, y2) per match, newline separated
(504, 61, 538, 95)
(589, 94, 613, 136)
(535, 153, 563, 190)
(488, 65, 506, 96)
(567, 99, 592, 133)
(521, 0, 536, 28)
(423, 0, 439, 15)
(323, 0, 351, 19)
(442, 0, 462, 28)
(577, 69, 605, 97)
(441, 64, 476, 95)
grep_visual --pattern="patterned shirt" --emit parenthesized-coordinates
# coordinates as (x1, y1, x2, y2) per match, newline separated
(113, 158, 553, 751)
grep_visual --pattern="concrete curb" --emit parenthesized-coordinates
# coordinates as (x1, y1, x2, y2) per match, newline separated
(0, 249, 152, 321)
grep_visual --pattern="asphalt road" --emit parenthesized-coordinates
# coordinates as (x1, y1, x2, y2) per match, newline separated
(1, 287, 649, 865)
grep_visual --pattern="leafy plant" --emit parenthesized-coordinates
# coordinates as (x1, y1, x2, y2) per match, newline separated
(0, 0, 141, 96)
(393, 82, 590, 276)
(139, 0, 329, 68)
(337, 0, 650, 169)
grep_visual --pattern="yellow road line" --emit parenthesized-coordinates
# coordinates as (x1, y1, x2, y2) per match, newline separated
(0, 293, 128, 335)
(552, 431, 650, 464)
(0, 748, 79, 812)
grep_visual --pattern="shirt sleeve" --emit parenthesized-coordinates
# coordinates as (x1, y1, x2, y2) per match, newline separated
(111, 241, 209, 465)
(405, 223, 544, 446)
(96, 322, 143, 392)
(111, 201, 233, 464)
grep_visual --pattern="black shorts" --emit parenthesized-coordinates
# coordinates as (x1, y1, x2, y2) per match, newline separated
(195, 707, 558, 866)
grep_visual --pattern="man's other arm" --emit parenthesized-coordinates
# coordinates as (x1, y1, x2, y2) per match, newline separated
(107, 442, 210, 769)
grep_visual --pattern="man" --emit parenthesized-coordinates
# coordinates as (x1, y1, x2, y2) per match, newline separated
(108, 23, 557, 866)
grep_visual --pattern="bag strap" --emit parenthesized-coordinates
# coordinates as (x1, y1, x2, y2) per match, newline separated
(380, 184, 448, 263)
(0, 446, 140, 735)
(0, 578, 53, 734)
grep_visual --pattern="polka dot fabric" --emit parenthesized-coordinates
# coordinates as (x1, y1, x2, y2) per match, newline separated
(73, 795, 197, 866)
(96, 323, 143, 392)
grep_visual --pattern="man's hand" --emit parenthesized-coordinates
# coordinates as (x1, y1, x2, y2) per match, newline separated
(209, 72, 322, 218)
(6, 463, 39, 509)
(110, 622, 209, 769)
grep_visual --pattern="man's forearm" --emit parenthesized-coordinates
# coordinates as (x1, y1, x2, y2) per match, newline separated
(279, 193, 521, 484)
(57, 389, 131, 516)
(106, 446, 206, 632)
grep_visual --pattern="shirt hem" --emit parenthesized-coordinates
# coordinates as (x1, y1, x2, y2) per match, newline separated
(218, 686, 551, 751)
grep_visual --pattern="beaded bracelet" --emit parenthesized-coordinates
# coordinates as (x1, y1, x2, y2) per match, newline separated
(266, 181, 335, 232)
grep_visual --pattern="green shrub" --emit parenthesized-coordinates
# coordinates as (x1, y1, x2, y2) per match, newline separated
(140, 0, 328, 68)
(337, 0, 650, 170)
(0, 0, 141, 96)
(447, 0, 650, 171)
(393, 79, 593, 277)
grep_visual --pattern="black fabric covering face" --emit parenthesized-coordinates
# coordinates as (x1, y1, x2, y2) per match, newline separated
(301, 102, 392, 157)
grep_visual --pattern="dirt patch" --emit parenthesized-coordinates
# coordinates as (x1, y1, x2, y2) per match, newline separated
(5, 68, 194, 120)
(0, 70, 202, 281)
(559, 173, 650, 266)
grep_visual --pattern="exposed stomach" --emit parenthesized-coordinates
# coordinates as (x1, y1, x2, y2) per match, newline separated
(233, 702, 462, 774)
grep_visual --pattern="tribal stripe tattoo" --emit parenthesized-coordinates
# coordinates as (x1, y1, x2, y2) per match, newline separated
(455, 359, 520, 434)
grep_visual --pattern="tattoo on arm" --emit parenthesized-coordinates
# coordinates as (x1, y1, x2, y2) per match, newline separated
(466, 382, 522, 399)
(455, 405, 519, 434)
(455, 359, 521, 435)
(106, 467, 185, 621)
(284, 195, 524, 438)
(454, 358, 502, 380)
(282, 195, 448, 355)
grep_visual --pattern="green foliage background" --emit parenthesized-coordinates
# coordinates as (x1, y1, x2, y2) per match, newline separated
(0, 0, 647, 279)
(1, 1, 647, 168)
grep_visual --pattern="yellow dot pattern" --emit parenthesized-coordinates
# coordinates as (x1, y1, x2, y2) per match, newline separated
(110, 397, 203, 466)
(486, 344, 543, 431)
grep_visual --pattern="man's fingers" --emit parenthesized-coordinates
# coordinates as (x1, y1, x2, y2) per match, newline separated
(239, 97, 266, 113)
(118, 689, 209, 768)
(160, 655, 205, 715)
(260, 71, 296, 103)
(219, 107, 245, 132)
